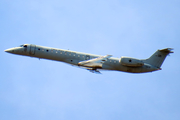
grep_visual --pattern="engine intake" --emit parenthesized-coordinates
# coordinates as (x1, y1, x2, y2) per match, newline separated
(120, 57, 144, 67)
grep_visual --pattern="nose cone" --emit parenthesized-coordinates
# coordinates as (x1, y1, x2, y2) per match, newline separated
(4, 48, 15, 53)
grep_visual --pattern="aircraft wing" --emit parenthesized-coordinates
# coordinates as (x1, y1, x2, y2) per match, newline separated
(78, 55, 112, 68)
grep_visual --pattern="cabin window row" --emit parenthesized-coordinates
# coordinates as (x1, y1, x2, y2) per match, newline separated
(37, 48, 87, 58)
(37, 48, 117, 63)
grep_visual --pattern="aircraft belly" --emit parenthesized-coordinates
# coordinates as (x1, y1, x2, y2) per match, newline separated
(114, 64, 143, 73)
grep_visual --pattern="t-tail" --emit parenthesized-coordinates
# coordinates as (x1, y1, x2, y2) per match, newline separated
(143, 48, 174, 69)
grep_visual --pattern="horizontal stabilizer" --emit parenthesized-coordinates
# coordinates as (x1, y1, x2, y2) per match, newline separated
(159, 48, 174, 53)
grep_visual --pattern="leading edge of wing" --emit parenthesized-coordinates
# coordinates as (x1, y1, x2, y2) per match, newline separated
(78, 55, 112, 66)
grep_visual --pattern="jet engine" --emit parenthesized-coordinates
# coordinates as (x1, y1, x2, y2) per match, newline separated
(120, 57, 144, 67)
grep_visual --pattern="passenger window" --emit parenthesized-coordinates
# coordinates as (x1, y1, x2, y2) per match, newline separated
(38, 48, 40, 50)
(46, 50, 49, 52)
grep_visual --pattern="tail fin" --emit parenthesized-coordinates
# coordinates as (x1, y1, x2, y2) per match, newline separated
(143, 48, 174, 68)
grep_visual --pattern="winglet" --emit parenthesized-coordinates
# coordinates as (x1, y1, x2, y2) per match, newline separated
(106, 55, 113, 57)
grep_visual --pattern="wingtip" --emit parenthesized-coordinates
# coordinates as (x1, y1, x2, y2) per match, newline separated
(106, 55, 113, 57)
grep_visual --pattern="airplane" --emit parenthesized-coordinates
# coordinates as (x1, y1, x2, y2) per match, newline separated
(4, 44, 173, 74)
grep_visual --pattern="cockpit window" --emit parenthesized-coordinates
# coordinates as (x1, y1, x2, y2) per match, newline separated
(20, 44, 27, 47)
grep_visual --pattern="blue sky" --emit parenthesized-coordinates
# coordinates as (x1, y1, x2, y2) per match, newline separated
(1, 0, 180, 120)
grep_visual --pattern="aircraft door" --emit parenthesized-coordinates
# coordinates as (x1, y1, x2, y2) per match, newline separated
(29, 44, 36, 55)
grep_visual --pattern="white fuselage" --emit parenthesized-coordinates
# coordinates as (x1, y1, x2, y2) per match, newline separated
(5, 44, 159, 73)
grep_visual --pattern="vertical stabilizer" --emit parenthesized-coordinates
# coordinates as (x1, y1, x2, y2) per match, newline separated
(143, 48, 173, 68)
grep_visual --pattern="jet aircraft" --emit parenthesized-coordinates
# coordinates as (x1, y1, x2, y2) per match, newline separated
(5, 44, 173, 74)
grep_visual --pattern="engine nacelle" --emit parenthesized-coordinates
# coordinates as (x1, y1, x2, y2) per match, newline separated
(120, 57, 144, 67)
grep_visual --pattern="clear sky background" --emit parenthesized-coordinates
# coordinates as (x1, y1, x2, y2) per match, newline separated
(1, 0, 180, 120)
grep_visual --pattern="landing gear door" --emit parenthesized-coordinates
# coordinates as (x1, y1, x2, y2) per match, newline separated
(29, 44, 36, 55)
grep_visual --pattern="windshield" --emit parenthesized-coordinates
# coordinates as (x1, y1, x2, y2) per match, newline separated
(19, 44, 27, 47)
